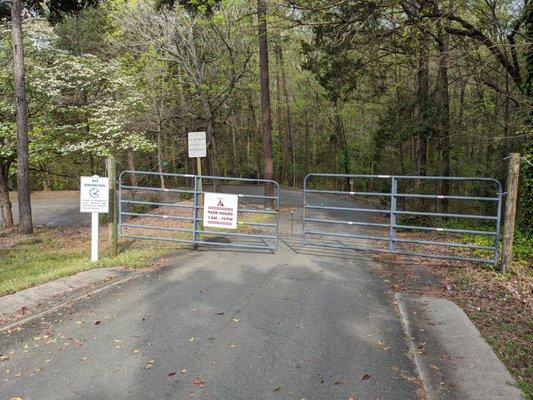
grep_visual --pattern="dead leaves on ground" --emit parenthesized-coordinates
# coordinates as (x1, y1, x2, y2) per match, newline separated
(192, 378, 205, 387)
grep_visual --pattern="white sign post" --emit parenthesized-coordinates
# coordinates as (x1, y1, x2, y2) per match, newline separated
(203, 192, 238, 229)
(188, 131, 207, 158)
(188, 131, 207, 193)
(80, 176, 109, 262)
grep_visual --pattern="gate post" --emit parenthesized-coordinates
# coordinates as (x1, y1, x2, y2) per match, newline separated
(500, 153, 520, 272)
(389, 177, 397, 252)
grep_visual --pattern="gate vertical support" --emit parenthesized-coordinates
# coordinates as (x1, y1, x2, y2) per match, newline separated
(493, 185, 503, 265)
(389, 177, 397, 252)
(192, 175, 199, 250)
(302, 175, 308, 246)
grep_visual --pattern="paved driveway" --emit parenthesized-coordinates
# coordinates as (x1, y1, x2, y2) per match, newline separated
(0, 242, 419, 399)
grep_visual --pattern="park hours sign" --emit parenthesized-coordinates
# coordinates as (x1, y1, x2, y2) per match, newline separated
(203, 192, 238, 229)
(80, 176, 109, 213)
(188, 131, 207, 158)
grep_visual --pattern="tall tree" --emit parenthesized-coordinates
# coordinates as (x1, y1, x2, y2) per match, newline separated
(10, 0, 32, 234)
(257, 0, 274, 204)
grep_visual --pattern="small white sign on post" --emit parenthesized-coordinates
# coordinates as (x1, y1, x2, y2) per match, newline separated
(188, 131, 207, 158)
(203, 192, 238, 229)
(80, 176, 109, 262)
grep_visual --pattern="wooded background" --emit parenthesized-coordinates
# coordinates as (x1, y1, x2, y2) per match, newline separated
(0, 0, 531, 232)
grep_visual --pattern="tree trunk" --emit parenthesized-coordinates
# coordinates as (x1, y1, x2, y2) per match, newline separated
(40, 163, 51, 191)
(414, 28, 429, 184)
(247, 91, 261, 179)
(201, 99, 220, 189)
(0, 161, 14, 229)
(277, 42, 296, 187)
(127, 148, 137, 198)
(436, 10, 451, 211)
(11, 0, 32, 234)
(333, 106, 350, 191)
(257, 0, 274, 206)
(274, 41, 289, 183)
(156, 129, 165, 189)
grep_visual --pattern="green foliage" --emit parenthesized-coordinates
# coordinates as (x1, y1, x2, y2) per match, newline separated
(155, 0, 219, 15)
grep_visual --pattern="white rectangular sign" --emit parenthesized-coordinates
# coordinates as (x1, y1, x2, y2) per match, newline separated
(203, 192, 238, 229)
(188, 131, 207, 158)
(80, 176, 109, 213)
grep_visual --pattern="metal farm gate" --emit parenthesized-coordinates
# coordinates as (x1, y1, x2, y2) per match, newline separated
(118, 171, 280, 251)
(302, 174, 503, 264)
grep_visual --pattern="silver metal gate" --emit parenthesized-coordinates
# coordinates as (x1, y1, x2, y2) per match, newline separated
(302, 174, 503, 264)
(119, 171, 280, 251)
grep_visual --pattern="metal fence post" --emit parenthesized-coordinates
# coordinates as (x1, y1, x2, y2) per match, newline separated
(389, 177, 397, 252)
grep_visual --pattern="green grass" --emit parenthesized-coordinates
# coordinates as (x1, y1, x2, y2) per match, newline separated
(0, 212, 276, 297)
(0, 228, 176, 296)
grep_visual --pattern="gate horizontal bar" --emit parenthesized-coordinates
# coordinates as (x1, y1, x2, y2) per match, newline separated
(122, 212, 194, 222)
(394, 224, 497, 236)
(305, 173, 502, 186)
(193, 240, 275, 251)
(198, 191, 277, 200)
(304, 218, 389, 228)
(197, 230, 276, 239)
(395, 193, 499, 201)
(302, 240, 390, 254)
(306, 230, 389, 241)
(121, 185, 195, 194)
(306, 205, 390, 213)
(121, 199, 194, 209)
(392, 237, 494, 250)
(394, 210, 498, 220)
(237, 221, 277, 227)
(306, 189, 389, 197)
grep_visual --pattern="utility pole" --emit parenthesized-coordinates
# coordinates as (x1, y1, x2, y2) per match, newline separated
(500, 153, 520, 272)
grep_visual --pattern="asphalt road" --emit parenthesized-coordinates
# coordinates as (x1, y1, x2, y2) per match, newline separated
(1, 187, 421, 399)
(3, 191, 89, 227)
(0, 243, 419, 400)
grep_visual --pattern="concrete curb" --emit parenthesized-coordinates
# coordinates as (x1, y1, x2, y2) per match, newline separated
(0, 268, 135, 331)
(396, 293, 525, 400)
